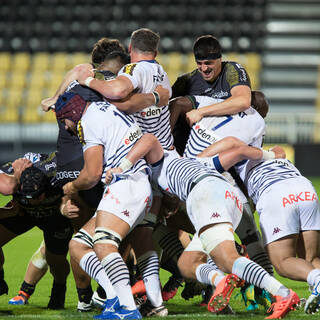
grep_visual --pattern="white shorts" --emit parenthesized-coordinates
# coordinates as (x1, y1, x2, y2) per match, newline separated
(257, 176, 320, 245)
(184, 233, 205, 253)
(97, 171, 152, 230)
(186, 176, 243, 233)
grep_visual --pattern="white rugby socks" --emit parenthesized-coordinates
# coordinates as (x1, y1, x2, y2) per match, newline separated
(79, 251, 116, 299)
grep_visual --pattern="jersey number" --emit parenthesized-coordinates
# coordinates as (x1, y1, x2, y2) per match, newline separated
(211, 115, 233, 131)
(113, 110, 135, 127)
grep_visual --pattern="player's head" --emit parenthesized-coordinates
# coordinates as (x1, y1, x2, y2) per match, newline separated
(129, 28, 160, 56)
(97, 51, 130, 77)
(55, 92, 87, 130)
(193, 35, 222, 82)
(17, 166, 49, 202)
(251, 90, 269, 118)
(91, 37, 126, 65)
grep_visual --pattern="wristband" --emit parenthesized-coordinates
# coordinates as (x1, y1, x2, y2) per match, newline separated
(84, 76, 94, 87)
(262, 149, 275, 160)
(152, 91, 160, 106)
(118, 158, 133, 172)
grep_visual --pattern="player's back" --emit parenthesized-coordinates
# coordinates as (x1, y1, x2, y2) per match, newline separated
(184, 95, 265, 158)
(79, 101, 148, 183)
(119, 60, 173, 149)
(243, 158, 303, 204)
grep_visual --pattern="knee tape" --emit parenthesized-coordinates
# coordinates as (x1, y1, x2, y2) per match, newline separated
(199, 223, 235, 255)
(93, 228, 122, 248)
(31, 240, 48, 269)
(72, 229, 94, 248)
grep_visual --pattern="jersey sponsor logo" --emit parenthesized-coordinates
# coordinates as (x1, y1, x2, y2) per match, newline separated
(194, 124, 219, 144)
(139, 106, 161, 118)
(45, 162, 57, 171)
(124, 127, 142, 145)
(123, 63, 137, 76)
(225, 190, 243, 212)
(77, 120, 85, 145)
(282, 191, 318, 207)
(153, 74, 164, 82)
(56, 170, 80, 180)
(103, 188, 120, 204)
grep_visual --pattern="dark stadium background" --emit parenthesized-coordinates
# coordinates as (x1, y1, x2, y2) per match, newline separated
(0, 0, 319, 174)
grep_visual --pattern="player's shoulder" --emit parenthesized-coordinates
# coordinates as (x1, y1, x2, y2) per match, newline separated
(224, 60, 247, 72)
(121, 62, 139, 76)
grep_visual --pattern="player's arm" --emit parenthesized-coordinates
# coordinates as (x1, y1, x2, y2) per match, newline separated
(111, 85, 169, 113)
(0, 158, 32, 195)
(63, 145, 103, 194)
(169, 96, 193, 130)
(105, 133, 164, 184)
(74, 63, 134, 100)
(41, 64, 88, 111)
(186, 85, 251, 126)
(197, 136, 286, 171)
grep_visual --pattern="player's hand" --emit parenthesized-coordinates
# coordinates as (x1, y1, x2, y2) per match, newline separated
(60, 199, 80, 218)
(105, 167, 123, 185)
(75, 63, 95, 86)
(186, 109, 202, 126)
(270, 145, 286, 159)
(12, 158, 32, 181)
(63, 182, 78, 195)
(154, 85, 170, 107)
(41, 96, 58, 112)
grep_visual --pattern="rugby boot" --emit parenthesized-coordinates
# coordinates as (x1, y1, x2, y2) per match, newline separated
(240, 284, 258, 311)
(8, 290, 29, 305)
(266, 289, 299, 319)
(161, 275, 183, 301)
(305, 280, 320, 314)
(208, 274, 243, 313)
(139, 299, 168, 317)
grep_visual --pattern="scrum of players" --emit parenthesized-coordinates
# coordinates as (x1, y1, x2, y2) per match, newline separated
(0, 28, 320, 319)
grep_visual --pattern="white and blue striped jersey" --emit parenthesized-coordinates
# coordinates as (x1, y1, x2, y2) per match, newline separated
(79, 101, 149, 184)
(118, 60, 173, 150)
(243, 158, 302, 204)
(184, 95, 265, 158)
(155, 151, 227, 201)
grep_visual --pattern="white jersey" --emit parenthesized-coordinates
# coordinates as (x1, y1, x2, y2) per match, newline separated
(118, 60, 173, 150)
(243, 158, 302, 204)
(79, 101, 149, 184)
(155, 150, 227, 201)
(184, 95, 265, 158)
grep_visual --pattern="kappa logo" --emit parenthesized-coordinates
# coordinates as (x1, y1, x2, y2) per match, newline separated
(122, 210, 130, 217)
(194, 124, 218, 144)
(210, 212, 221, 219)
(272, 227, 282, 235)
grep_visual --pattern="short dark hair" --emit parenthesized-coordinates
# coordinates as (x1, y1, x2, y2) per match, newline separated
(130, 28, 160, 53)
(91, 37, 126, 65)
(193, 35, 222, 60)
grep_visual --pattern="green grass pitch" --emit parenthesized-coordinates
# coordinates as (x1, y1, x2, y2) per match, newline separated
(1, 177, 320, 319)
